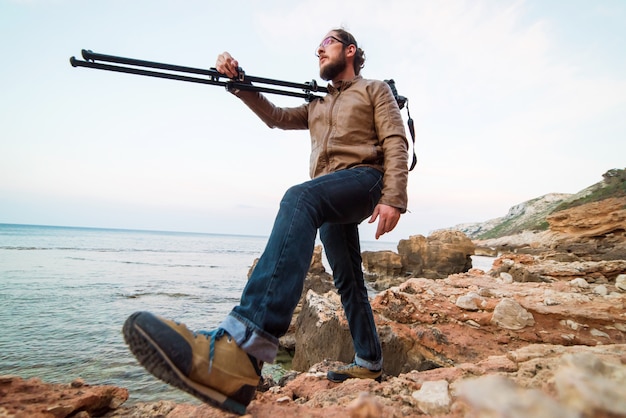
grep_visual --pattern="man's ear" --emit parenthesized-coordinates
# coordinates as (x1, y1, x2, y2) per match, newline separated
(345, 44, 357, 58)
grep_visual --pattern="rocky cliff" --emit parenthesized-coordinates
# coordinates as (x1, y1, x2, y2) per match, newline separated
(455, 168, 626, 240)
(471, 195, 626, 261)
(453, 168, 626, 264)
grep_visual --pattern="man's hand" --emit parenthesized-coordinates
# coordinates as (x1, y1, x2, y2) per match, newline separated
(215, 52, 240, 78)
(368, 204, 401, 240)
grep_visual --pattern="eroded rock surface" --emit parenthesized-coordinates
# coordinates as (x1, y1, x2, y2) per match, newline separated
(0, 375, 128, 418)
(363, 230, 475, 288)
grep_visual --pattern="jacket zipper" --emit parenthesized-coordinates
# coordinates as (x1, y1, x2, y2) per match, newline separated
(322, 90, 340, 171)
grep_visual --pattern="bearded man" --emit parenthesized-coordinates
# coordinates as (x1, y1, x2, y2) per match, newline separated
(123, 28, 409, 415)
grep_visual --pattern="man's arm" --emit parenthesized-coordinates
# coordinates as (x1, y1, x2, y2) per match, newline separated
(374, 81, 409, 212)
(371, 81, 410, 239)
(215, 52, 309, 130)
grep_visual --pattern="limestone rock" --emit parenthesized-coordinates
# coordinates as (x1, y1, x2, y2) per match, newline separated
(346, 392, 383, 418)
(411, 380, 451, 415)
(456, 374, 579, 418)
(491, 253, 626, 283)
(361, 250, 404, 289)
(474, 196, 626, 262)
(4, 343, 626, 418)
(293, 256, 625, 377)
(308, 244, 327, 275)
(548, 196, 626, 238)
(0, 375, 128, 418)
(455, 292, 484, 311)
(553, 352, 626, 416)
(491, 298, 535, 330)
(290, 289, 438, 376)
(291, 290, 354, 371)
(363, 230, 475, 288)
(398, 230, 475, 279)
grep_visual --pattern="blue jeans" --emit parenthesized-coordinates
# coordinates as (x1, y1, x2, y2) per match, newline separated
(220, 167, 384, 371)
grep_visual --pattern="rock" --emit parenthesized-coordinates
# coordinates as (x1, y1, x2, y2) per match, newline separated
(290, 261, 626, 377)
(308, 245, 326, 274)
(491, 253, 626, 283)
(361, 250, 403, 278)
(0, 375, 128, 418)
(553, 352, 626, 416)
(458, 192, 574, 240)
(398, 230, 475, 279)
(456, 374, 579, 418)
(617, 274, 626, 291)
(547, 196, 626, 238)
(593, 284, 609, 296)
(590, 328, 610, 338)
(372, 271, 625, 364)
(474, 246, 499, 257)
(363, 231, 476, 288)
(291, 290, 354, 371)
(499, 271, 514, 283)
(570, 277, 590, 288)
(411, 380, 451, 415)
(105, 400, 180, 417)
(346, 392, 382, 418)
(491, 298, 535, 330)
(455, 292, 484, 311)
(252, 344, 626, 418)
(474, 196, 626, 263)
(290, 289, 442, 376)
(6, 344, 626, 417)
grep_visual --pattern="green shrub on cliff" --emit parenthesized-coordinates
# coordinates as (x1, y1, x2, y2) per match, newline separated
(475, 168, 625, 240)
(553, 168, 626, 212)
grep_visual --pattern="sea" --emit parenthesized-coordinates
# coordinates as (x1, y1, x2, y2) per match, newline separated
(0, 223, 494, 404)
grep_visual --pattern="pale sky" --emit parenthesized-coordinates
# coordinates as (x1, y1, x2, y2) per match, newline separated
(1, 0, 625, 242)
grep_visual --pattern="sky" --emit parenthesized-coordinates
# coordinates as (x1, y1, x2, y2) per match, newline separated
(1, 0, 625, 243)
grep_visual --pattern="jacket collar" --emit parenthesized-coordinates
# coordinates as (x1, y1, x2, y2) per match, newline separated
(327, 75, 362, 94)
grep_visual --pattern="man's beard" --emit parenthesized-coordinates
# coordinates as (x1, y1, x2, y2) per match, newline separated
(320, 53, 347, 81)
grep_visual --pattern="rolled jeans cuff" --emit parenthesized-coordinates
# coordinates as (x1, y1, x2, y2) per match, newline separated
(219, 312, 279, 363)
(355, 354, 383, 371)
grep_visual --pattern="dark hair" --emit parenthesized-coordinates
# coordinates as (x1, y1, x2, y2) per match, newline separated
(333, 28, 366, 76)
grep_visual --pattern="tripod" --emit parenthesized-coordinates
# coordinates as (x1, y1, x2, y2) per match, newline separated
(69, 49, 416, 170)
(71, 49, 328, 102)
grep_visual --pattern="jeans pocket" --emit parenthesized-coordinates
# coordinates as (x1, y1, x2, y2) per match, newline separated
(356, 168, 383, 211)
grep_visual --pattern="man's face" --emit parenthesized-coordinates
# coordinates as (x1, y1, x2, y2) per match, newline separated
(317, 32, 348, 81)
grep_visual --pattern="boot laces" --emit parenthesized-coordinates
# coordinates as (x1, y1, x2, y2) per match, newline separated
(196, 328, 227, 372)
(340, 362, 359, 371)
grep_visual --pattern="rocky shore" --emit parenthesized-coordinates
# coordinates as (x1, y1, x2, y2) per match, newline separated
(2, 196, 625, 417)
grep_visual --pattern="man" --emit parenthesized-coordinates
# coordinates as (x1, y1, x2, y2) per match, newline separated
(123, 28, 409, 415)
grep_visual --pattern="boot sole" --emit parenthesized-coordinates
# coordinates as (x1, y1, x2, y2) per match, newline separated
(123, 313, 247, 415)
(327, 371, 382, 383)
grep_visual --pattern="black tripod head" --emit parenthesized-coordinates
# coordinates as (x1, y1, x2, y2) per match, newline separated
(385, 79, 407, 109)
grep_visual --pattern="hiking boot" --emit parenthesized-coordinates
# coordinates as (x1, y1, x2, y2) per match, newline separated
(327, 362, 382, 383)
(123, 311, 261, 415)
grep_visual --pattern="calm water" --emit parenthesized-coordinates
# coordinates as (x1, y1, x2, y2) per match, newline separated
(0, 223, 400, 404)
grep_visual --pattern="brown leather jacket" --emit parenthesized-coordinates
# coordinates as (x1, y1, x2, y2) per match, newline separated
(233, 76, 409, 212)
